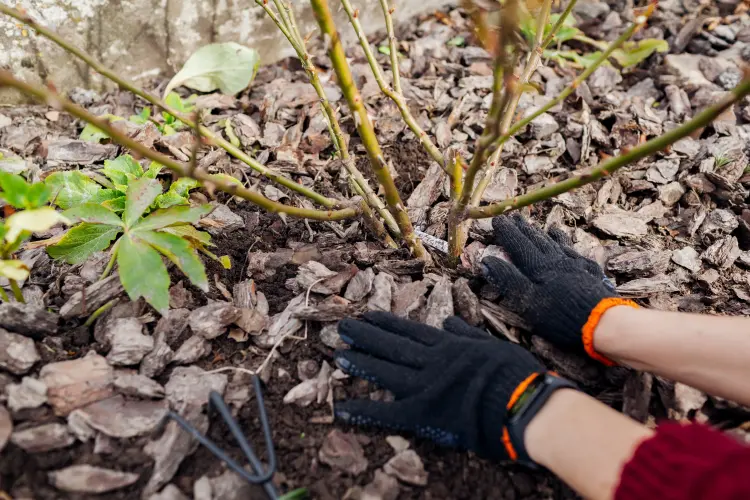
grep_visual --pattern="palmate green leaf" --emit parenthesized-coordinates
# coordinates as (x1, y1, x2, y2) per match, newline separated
(62, 203, 123, 226)
(0, 171, 32, 209)
(5, 207, 69, 243)
(46, 171, 114, 209)
(132, 204, 213, 232)
(102, 196, 127, 213)
(123, 177, 162, 228)
(117, 234, 170, 315)
(161, 224, 213, 247)
(129, 107, 151, 125)
(102, 155, 144, 188)
(138, 229, 208, 292)
(0, 260, 30, 281)
(80, 114, 124, 142)
(163, 42, 260, 97)
(154, 177, 200, 208)
(48, 223, 122, 264)
(144, 161, 164, 179)
(0, 151, 28, 175)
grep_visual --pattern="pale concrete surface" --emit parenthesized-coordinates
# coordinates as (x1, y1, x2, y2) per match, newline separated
(0, 0, 451, 103)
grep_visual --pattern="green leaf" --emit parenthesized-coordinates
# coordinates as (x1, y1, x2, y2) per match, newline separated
(132, 204, 213, 232)
(138, 229, 208, 292)
(610, 39, 669, 68)
(48, 223, 121, 264)
(279, 488, 308, 500)
(123, 177, 162, 228)
(0, 171, 32, 209)
(129, 107, 152, 125)
(447, 36, 465, 47)
(5, 207, 69, 243)
(161, 224, 213, 247)
(0, 152, 27, 175)
(62, 203, 123, 226)
(144, 161, 164, 179)
(224, 119, 241, 148)
(0, 260, 30, 281)
(102, 196, 127, 213)
(80, 114, 125, 142)
(163, 42, 261, 97)
(219, 255, 231, 270)
(155, 177, 199, 208)
(46, 171, 107, 209)
(117, 234, 171, 315)
(378, 45, 391, 55)
(25, 182, 51, 208)
(102, 155, 144, 187)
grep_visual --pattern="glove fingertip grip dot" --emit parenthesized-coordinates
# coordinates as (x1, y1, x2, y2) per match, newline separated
(581, 297, 640, 366)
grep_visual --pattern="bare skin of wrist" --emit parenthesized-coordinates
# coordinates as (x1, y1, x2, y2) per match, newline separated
(525, 389, 653, 500)
(593, 306, 750, 407)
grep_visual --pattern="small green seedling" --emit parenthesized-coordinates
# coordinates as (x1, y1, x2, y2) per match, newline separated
(715, 155, 732, 170)
(0, 172, 68, 302)
(48, 177, 215, 315)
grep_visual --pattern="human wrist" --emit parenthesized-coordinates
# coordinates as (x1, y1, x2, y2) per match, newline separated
(592, 305, 640, 364)
(523, 388, 582, 467)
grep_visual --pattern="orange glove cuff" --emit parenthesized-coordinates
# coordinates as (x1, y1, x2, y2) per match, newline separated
(581, 297, 639, 366)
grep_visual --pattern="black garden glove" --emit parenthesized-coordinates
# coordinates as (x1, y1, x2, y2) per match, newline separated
(333, 312, 576, 464)
(482, 214, 638, 365)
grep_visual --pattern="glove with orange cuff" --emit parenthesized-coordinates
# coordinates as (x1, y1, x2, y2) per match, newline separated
(333, 312, 577, 466)
(483, 214, 639, 366)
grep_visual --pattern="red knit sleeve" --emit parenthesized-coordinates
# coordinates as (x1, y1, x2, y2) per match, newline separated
(615, 422, 750, 500)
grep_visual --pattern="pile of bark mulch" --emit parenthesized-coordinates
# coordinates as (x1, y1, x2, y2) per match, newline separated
(2, 0, 750, 498)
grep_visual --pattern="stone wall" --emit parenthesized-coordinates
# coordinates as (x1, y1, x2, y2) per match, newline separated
(0, 0, 451, 103)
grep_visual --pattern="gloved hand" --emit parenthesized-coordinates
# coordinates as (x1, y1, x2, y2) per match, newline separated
(482, 214, 638, 365)
(333, 312, 576, 465)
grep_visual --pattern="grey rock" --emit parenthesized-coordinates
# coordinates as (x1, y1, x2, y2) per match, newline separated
(143, 367, 227, 496)
(0, 303, 58, 339)
(522, 155, 553, 175)
(320, 323, 346, 349)
(189, 302, 242, 339)
(154, 309, 191, 346)
(10, 423, 75, 453)
(646, 159, 679, 184)
(393, 281, 428, 318)
(140, 332, 174, 378)
(587, 65, 623, 97)
(699, 209, 739, 241)
(0, 327, 40, 374)
(555, 184, 597, 218)
(452, 278, 482, 326)
(41, 353, 114, 416)
(46, 139, 118, 165)
(198, 203, 244, 236)
(319, 429, 368, 476)
(407, 163, 447, 208)
(573, 0, 609, 20)
(672, 247, 702, 273)
(658, 181, 686, 207)
(423, 277, 453, 329)
(106, 318, 154, 366)
(114, 372, 165, 399)
(703, 236, 741, 269)
(171, 336, 212, 365)
(617, 275, 678, 296)
(0, 405, 10, 453)
(344, 267, 376, 302)
(48, 465, 138, 494)
(593, 207, 648, 238)
(368, 273, 394, 312)
(60, 274, 125, 319)
(482, 168, 517, 203)
(71, 395, 168, 438)
(7, 376, 47, 412)
(665, 54, 713, 87)
(529, 112, 559, 140)
(607, 250, 671, 277)
(383, 449, 428, 486)
(147, 484, 189, 500)
(361, 469, 400, 500)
